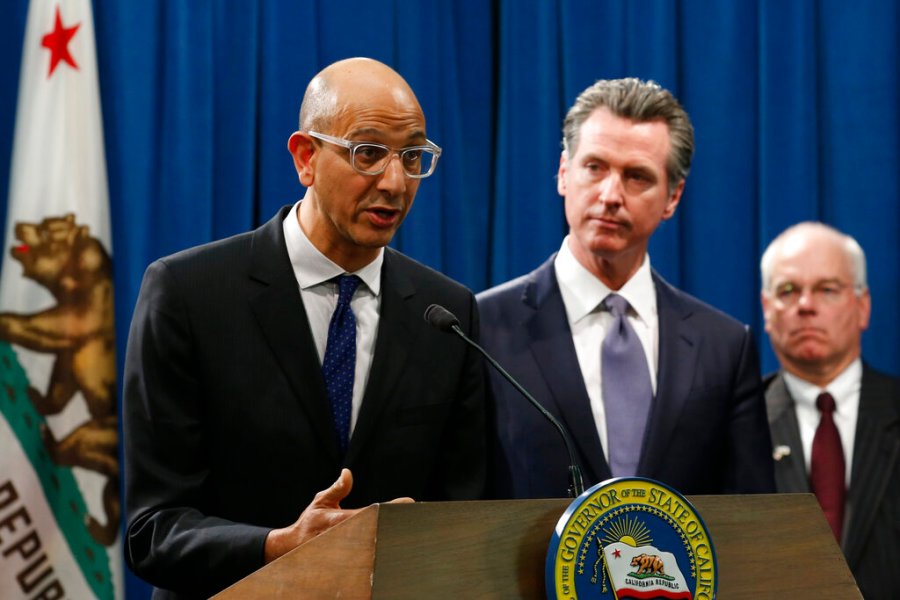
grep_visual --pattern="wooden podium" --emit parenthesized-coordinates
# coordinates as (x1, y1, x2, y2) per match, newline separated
(213, 493, 861, 599)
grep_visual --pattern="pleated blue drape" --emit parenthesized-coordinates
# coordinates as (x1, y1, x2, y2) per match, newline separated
(2, 2, 899, 598)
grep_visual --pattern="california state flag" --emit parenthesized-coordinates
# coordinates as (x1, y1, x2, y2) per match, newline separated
(0, 0, 121, 598)
(602, 542, 692, 599)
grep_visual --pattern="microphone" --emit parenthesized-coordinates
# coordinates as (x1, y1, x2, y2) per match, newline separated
(424, 304, 585, 498)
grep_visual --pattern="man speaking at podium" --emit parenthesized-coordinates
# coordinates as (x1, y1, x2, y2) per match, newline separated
(123, 58, 485, 598)
(478, 78, 775, 499)
(761, 223, 899, 599)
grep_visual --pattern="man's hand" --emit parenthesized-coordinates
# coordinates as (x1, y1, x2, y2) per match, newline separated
(263, 469, 414, 563)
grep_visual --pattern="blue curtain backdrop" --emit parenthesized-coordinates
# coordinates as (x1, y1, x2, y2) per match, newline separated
(2, 1, 899, 598)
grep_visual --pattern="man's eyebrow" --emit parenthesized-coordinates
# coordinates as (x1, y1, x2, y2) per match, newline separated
(346, 127, 381, 139)
(347, 127, 427, 144)
(816, 277, 846, 285)
(577, 151, 606, 163)
(775, 277, 846, 288)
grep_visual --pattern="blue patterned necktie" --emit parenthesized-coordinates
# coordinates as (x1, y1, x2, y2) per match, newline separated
(322, 274, 362, 455)
(601, 293, 653, 477)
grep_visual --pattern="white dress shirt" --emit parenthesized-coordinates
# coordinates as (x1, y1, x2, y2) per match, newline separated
(282, 201, 382, 435)
(782, 359, 861, 487)
(554, 236, 659, 457)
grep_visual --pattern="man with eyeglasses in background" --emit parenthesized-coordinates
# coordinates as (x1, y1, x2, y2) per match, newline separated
(761, 222, 899, 600)
(123, 57, 485, 599)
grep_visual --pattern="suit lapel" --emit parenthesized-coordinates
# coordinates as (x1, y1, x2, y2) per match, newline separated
(524, 257, 609, 483)
(764, 374, 809, 493)
(639, 273, 699, 476)
(843, 366, 900, 566)
(247, 206, 341, 464)
(345, 249, 417, 463)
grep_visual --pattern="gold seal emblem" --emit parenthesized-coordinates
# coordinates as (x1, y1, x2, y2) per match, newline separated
(546, 478, 717, 599)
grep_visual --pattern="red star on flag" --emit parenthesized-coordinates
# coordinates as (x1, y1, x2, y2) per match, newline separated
(613, 548, 622, 558)
(41, 5, 80, 77)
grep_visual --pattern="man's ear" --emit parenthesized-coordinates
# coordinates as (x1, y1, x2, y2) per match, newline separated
(288, 132, 316, 187)
(557, 151, 568, 197)
(661, 179, 685, 220)
(760, 290, 773, 334)
(858, 288, 872, 332)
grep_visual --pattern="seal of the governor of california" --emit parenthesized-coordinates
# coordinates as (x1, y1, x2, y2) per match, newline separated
(546, 478, 717, 599)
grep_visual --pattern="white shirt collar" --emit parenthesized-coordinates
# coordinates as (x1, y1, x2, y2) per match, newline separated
(555, 235, 656, 325)
(782, 358, 863, 411)
(282, 200, 383, 295)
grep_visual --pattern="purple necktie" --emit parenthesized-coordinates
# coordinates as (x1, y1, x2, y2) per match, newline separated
(601, 293, 653, 477)
(810, 392, 845, 543)
(322, 274, 361, 455)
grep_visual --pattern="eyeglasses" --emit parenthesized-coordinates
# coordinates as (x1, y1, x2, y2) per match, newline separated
(306, 131, 442, 179)
(769, 280, 861, 308)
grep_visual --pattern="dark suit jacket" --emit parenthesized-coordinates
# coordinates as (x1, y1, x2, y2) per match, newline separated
(123, 206, 486, 599)
(765, 366, 900, 600)
(476, 255, 774, 499)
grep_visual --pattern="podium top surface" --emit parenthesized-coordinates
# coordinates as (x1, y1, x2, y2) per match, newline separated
(215, 493, 861, 599)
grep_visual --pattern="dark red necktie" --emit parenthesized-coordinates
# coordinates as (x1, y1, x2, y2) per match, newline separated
(810, 392, 845, 543)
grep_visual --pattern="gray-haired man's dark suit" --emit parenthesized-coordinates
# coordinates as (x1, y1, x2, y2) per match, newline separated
(478, 255, 775, 499)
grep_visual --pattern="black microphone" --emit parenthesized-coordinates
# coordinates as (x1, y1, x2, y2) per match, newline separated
(424, 303, 585, 498)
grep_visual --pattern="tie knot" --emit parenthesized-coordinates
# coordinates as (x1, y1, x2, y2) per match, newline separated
(335, 274, 362, 306)
(603, 293, 630, 317)
(816, 392, 836, 414)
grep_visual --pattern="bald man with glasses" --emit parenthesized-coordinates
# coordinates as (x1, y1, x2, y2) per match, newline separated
(123, 57, 485, 599)
(761, 222, 899, 600)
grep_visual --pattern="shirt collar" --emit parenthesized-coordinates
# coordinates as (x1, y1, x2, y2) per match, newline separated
(782, 358, 862, 411)
(554, 235, 656, 325)
(282, 200, 383, 296)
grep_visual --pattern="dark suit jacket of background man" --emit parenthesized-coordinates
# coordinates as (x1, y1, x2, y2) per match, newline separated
(123, 205, 486, 599)
(766, 366, 900, 600)
(477, 255, 775, 499)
